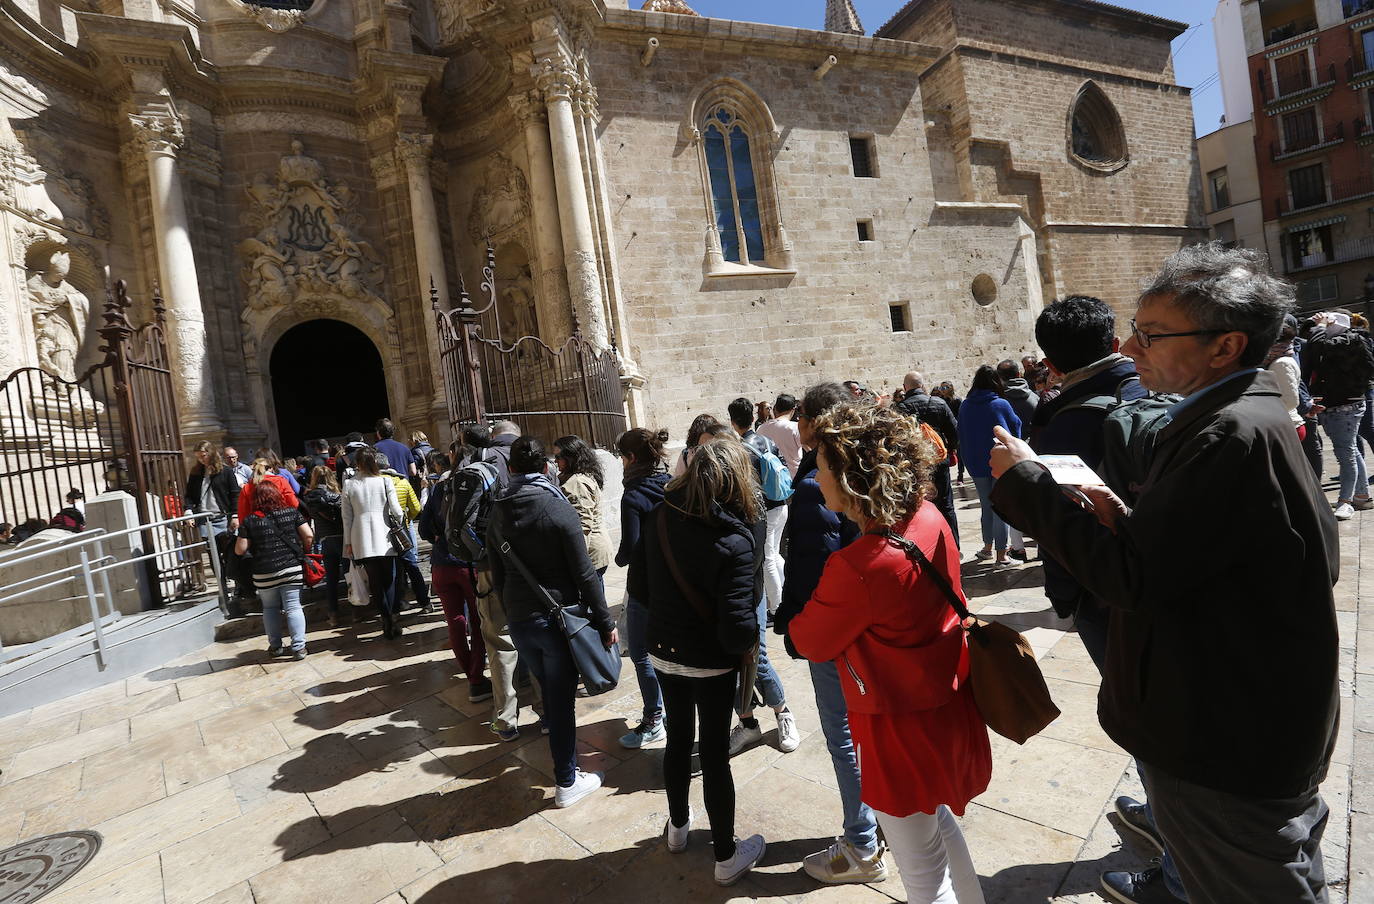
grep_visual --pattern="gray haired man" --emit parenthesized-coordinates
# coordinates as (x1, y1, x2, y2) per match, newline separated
(990, 245, 1340, 904)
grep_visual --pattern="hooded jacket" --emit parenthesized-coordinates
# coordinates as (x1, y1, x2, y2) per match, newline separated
(486, 475, 612, 632)
(616, 471, 669, 569)
(1000, 378, 1039, 437)
(632, 489, 759, 670)
(955, 390, 1021, 479)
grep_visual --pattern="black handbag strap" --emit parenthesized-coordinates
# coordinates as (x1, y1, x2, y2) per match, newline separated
(871, 528, 974, 624)
(255, 509, 305, 564)
(655, 508, 716, 625)
(488, 520, 565, 623)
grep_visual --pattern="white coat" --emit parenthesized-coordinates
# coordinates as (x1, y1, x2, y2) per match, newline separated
(342, 474, 402, 560)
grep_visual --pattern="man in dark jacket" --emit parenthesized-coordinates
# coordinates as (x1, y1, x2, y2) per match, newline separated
(996, 359, 1039, 434)
(776, 383, 888, 885)
(1026, 295, 1148, 667)
(894, 371, 959, 545)
(486, 436, 616, 805)
(992, 245, 1339, 904)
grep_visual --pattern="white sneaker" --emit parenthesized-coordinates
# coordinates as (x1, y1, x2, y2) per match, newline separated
(714, 834, 766, 886)
(554, 769, 602, 808)
(728, 722, 764, 757)
(1335, 502, 1355, 521)
(803, 838, 889, 884)
(665, 807, 693, 853)
(776, 711, 800, 753)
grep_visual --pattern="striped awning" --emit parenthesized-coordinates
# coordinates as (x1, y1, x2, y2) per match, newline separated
(1286, 215, 1347, 234)
(1267, 90, 1332, 115)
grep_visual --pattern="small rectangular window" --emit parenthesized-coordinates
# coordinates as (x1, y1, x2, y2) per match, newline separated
(1208, 168, 1230, 210)
(1289, 163, 1327, 210)
(889, 302, 910, 333)
(1297, 274, 1339, 305)
(857, 219, 873, 241)
(850, 136, 876, 178)
(1281, 108, 1319, 152)
(1213, 219, 1237, 248)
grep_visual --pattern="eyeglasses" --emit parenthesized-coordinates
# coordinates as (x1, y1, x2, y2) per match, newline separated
(1128, 319, 1225, 349)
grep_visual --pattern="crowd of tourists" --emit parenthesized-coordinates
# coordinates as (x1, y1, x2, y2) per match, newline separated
(166, 243, 1350, 904)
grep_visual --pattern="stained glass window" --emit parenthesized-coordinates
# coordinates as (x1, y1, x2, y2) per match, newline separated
(704, 106, 765, 265)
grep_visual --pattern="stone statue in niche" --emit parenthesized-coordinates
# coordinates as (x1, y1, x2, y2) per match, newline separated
(237, 139, 387, 315)
(498, 264, 540, 348)
(25, 249, 103, 419)
(467, 154, 530, 243)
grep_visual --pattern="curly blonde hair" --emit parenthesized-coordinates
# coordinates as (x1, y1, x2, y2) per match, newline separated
(811, 404, 938, 529)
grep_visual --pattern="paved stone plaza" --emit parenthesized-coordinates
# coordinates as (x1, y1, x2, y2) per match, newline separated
(1, 481, 1369, 904)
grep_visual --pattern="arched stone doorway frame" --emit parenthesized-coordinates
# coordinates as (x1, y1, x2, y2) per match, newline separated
(241, 294, 401, 452)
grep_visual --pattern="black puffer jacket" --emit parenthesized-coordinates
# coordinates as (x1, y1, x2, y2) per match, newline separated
(632, 490, 759, 670)
(486, 476, 612, 632)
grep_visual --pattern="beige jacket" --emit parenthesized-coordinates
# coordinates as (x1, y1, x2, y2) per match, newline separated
(562, 472, 612, 570)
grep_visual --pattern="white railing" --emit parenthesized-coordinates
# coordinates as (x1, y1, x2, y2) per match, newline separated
(0, 512, 227, 669)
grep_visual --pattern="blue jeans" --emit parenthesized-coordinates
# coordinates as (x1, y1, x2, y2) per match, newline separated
(508, 613, 580, 787)
(259, 582, 306, 652)
(742, 595, 786, 712)
(971, 476, 1009, 551)
(625, 596, 663, 723)
(1320, 401, 1369, 502)
(809, 659, 879, 853)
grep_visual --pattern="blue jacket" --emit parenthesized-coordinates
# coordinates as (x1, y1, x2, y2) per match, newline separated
(1028, 357, 1147, 617)
(775, 449, 859, 657)
(955, 389, 1021, 479)
(616, 471, 670, 570)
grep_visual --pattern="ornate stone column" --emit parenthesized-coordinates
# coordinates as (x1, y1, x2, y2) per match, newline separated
(395, 132, 449, 310)
(126, 104, 222, 440)
(532, 57, 608, 349)
(508, 91, 570, 342)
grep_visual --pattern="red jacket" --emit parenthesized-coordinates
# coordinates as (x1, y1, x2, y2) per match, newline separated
(790, 502, 991, 818)
(236, 474, 299, 523)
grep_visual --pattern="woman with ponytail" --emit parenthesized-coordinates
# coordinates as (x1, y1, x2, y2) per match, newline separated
(614, 427, 671, 749)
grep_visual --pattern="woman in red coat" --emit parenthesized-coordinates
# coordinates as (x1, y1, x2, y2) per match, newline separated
(790, 404, 991, 904)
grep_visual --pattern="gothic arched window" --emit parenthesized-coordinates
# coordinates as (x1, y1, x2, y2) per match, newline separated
(686, 79, 793, 276)
(1069, 81, 1128, 171)
(704, 106, 765, 265)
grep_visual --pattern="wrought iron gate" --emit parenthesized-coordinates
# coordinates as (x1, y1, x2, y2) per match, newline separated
(0, 281, 201, 606)
(434, 248, 628, 448)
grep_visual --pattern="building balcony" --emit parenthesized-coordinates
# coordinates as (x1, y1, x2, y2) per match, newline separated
(1346, 0, 1374, 19)
(1288, 235, 1374, 271)
(1258, 62, 1336, 105)
(1276, 174, 1374, 216)
(1273, 121, 1345, 160)
(1349, 50, 1374, 79)
(1265, 17, 1318, 46)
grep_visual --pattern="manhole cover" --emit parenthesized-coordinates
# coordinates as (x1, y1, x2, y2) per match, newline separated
(0, 831, 101, 903)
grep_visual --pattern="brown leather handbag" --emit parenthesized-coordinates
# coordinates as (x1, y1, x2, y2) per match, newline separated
(877, 529, 1060, 744)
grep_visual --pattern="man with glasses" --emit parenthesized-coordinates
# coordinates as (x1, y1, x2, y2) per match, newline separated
(989, 244, 1339, 904)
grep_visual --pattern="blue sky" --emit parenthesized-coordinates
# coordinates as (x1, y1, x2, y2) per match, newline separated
(685, 0, 1222, 137)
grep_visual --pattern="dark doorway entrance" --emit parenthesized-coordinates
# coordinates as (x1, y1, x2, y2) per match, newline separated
(270, 319, 389, 458)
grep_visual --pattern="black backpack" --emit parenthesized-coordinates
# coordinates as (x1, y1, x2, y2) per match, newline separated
(443, 460, 501, 563)
(1051, 375, 1180, 505)
(1313, 332, 1374, 395)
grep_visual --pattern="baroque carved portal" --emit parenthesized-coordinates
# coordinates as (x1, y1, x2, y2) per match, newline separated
(0, 125, 112, 240)
(237, 140, 387, 315)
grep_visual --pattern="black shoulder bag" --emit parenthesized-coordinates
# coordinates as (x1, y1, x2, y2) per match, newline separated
(488, 520, 620, 696)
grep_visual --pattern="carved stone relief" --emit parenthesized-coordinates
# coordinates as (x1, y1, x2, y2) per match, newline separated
(0, 127, 112, 240)
(466, 153, 529, 243)
(220, 0, 324, 33)
(237, 139, 387, 314)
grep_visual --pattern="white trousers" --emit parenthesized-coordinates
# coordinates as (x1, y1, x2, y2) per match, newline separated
(876, 805, 985, 904)
(763, 504, 788, 614)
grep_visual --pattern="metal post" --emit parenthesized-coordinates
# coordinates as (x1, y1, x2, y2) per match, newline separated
(79, 548, 108, 670)
(93, 535, 118, 623)
(201, 520, 230, 617)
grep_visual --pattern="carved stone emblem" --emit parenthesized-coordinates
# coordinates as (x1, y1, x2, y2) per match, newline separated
(467, 153, 530, 243)
(237, 139, 387, 314)
(221, 0, 321, 33)
(0, 127, 111, 240)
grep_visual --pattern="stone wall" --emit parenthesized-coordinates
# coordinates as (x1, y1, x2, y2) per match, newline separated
(589, 31, 1038, 436)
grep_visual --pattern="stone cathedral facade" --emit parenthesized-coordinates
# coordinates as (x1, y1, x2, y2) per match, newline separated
(0, 0, 1204, 451)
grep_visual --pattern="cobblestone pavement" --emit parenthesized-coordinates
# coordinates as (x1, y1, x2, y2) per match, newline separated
(0, 479, 1368, 904)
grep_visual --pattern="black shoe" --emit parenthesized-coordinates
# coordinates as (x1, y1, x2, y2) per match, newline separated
(1008, 548, 1028, 562)
(1113, 796, 1164, 854)
(1101, 865, 1184, 904)
(292, 649, 307, 661)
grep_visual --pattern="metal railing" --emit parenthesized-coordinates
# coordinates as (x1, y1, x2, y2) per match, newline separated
(0, 512, 226, 668)
(1258, 61, 1335, 103)
(1276, 173, 1374, 215)
(1273, 120, 1344, 159)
